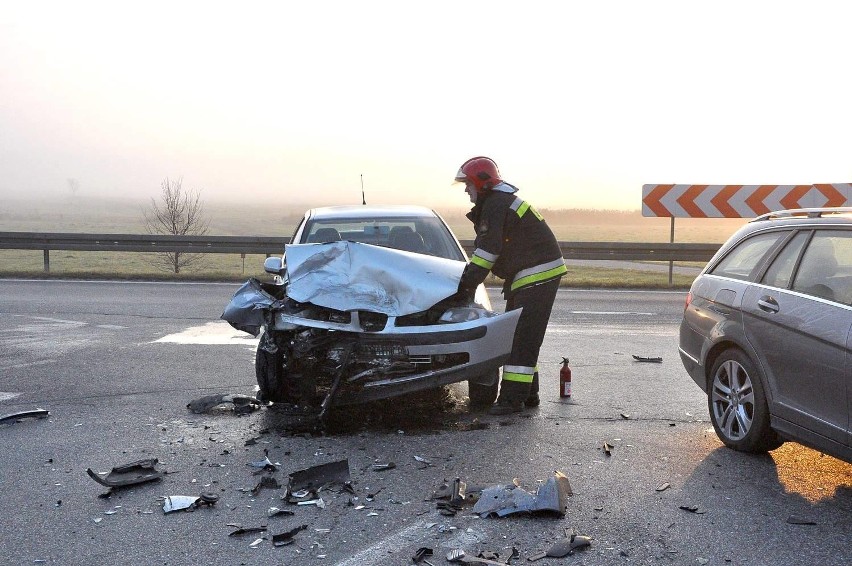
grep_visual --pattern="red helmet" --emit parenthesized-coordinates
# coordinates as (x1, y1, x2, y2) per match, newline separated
(454, 156, 501, 192)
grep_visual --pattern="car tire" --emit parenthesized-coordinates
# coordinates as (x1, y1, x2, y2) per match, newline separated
(708, 348, 782, 453)
(468, 370, 499, 408)
(255, 331, 294, 403)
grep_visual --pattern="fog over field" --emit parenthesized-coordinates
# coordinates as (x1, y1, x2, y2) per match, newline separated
(3, 194, 745, 243)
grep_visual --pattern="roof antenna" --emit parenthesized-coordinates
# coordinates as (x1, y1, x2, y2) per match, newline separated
(361, 174, 366, 205)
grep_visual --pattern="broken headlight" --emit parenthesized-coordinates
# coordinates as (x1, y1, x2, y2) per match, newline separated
(438, 307, 490, 323)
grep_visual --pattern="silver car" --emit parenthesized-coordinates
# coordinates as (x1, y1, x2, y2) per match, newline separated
(679, 208, 852, 463)
(222, 205, 519, 416)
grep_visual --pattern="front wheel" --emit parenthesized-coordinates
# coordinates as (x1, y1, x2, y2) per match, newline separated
(468, 369, 499, 408)
(255, 329, 296, 403)
(708, 348, 782, 453)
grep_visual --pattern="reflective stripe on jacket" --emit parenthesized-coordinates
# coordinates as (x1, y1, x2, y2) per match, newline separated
(459, 183, 566, 296)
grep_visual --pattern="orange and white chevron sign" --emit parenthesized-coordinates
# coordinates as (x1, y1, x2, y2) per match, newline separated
(642, 183, 852, 218)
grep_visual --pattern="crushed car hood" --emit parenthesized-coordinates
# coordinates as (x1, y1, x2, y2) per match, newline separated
(284, 241, 463, 317)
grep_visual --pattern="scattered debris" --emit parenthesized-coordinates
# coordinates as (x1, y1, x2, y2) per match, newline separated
(656, 482, 671, 492)
(445, 549, 508, 565)
(162, 492, 218, 513)
(86, 458, 163, 489)
(272, 524, 308, 547)
(413, 455, 433, 466)
(620, 413, 630, 419)
(786, 515, 817, 525)
(372, 462, 396, 471)
(247, 450, 279, 473)
(412, 547, 435, 565)
(0, 408, 50, 425)
(252, 476, 281, 495)
(546, 534, 592, 557)
(632, 355, 662, 363)
(229, 526, 268, 537)
(268, 507, 295, 517)
(602, 442, 613, 456)
(186, 393, 262, 415)
(288, 459, 350, 494)
(679, 504, 706, 514)
(472, 471, 573, 518)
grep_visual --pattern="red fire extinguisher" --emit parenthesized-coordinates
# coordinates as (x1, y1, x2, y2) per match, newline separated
(560, 357, 572, 398)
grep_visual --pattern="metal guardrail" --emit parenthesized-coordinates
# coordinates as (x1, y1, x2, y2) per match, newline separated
(0, 232, 722, 272)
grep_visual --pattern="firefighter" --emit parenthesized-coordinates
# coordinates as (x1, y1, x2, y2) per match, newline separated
(454, 156, 567, 415)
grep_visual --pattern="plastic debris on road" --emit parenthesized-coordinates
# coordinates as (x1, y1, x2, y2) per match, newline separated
(0, 408, 50, 425)
(186, 393, 261, 415)
(86, 458, 163, 489)
(472, 471, 573, 518)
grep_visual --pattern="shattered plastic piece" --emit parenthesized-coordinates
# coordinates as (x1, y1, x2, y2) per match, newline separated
(786, 515, 817, 525)
(413, 455, 432, 465)
(679, 505, 706, 514)
(297, 498, 326, 508)
(272, 524, 308, 547)
(288, 459, 350, 493)
(445, 549, 508, 565)
(412, 547, 434, 564)
(632, 355, 663, 363)
(162, 492, 218, 513)
(248, 450, 279, 472)
(372, 462, 396, 471)
(0, 408, 50, 424)
(268, 507, 295, 517)
(163, 496, 200, 513)
(620, 413, 630, 419)
(186, 393, 261, 415)
(229, 526, 268, 537)
(252, 476, 281, 494)
(249, 538, 264, 548)
(656, 482, 671, 492)
(472, 471, 573, 518)
(602, 442, 613, 456)
(86, 458, 163, 489)
(547, 535, 592, 557)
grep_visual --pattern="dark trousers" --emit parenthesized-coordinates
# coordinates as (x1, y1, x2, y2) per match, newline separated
(498, 277, 561, 402)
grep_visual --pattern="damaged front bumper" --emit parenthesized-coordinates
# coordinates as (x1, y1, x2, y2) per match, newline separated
(222, 277, 520, 406)
(222, 241, 521, 409)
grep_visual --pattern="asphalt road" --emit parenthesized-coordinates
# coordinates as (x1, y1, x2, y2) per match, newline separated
(0, 280, 849, 566)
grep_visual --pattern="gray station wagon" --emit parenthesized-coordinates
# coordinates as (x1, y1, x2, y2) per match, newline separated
(679, 208, 852, 463)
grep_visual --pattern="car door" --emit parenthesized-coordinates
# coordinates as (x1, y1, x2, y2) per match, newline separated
(741, 230, 852, 444)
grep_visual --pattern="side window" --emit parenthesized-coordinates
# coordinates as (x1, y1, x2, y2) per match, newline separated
(710, 232, 786, 281)
(761, 231, 809, 289)
(792, 231, 852, 303)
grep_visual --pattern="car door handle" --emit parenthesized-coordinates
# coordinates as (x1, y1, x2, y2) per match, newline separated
(757, 295, 779, 313)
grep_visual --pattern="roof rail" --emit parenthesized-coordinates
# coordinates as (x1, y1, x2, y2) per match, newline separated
(751, 207, 852, 222)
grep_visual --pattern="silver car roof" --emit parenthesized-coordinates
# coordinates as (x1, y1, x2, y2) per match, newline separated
(307, 205, 440, 220)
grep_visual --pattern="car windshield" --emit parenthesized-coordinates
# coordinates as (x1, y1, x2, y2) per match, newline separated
(301, 216, 465, 261)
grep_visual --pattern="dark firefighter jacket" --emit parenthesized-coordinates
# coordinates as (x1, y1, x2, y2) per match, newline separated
(458, 183, 566, 296)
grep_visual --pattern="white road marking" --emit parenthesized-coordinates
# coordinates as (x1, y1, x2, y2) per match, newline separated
(334, 519, 430, 566)
(570, 311, 655, 315)
(154, 321, 257, 345)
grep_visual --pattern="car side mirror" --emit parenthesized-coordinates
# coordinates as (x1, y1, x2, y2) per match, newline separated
(264, 256, 283, 275)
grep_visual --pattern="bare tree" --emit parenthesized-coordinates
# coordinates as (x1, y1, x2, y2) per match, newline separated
(67, 178, 80, 198)
(144, 177, 210, 274)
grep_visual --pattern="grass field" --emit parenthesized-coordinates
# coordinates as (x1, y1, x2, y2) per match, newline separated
(1, 196, 728, 288)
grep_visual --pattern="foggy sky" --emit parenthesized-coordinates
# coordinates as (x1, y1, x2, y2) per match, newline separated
(2, 1, 851, 212)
